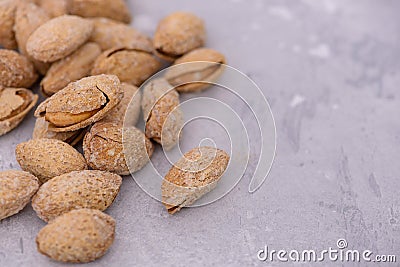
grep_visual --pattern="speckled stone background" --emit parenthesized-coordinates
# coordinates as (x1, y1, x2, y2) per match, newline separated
(1, 0, 400, 266)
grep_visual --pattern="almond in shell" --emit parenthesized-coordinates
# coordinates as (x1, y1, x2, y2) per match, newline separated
(0, 49, 38, 88)
(83, 122, 153, 175)
(0, 87, 38, 136)
(0, 0, 17, 49)
(15, 138, 88, 184)
(36, 208, 115, 263)
(36, 0, 69, 18)
(142, 78, 183, 150)
(69, 0, 131, 24)
(154, 12, 206, 61)
(162, 146, 230, 214)
(35, 74, 123, 132)
(26, 15, 94, 62)
(0, 170, 39, 220)
(165, 48, 226, 93)
(41, 42, 101, 96)
(91, 46, 161, 87)
(32, 170, 122, 222)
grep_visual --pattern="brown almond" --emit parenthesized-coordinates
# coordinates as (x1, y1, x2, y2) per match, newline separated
(69, 0, 131, 24)
(32, 170, 122, 222)
(162, 147, 230, 214)
(154, 12, 206, 61)
(15, 138, 88, 184)
(89, 17, 153, 51)
(35, 74, 123, 132)
(83, 122, 153, 175)
(0, 0, 17, 49)
(91, 46, 161, 87)
(32, 117, 86, 146)
(165, 48, 226, 93)
(36, 0, 69, 18)
(142, 78, 183, 150)
(0, 87, 38, 136)
(41, 42, 101, 96)
(0, 49, 38, 88)
(0, 170, 39, 220)
(36, 209, 115, 263)
(26, 15, 94, 62)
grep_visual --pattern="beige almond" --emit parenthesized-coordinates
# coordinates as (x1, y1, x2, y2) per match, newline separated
(142, 78, 183, 150)
(36, 209, 115, 263)
(35, 74, 123, 132)
(15, 138, 88, 184)
(83, 122, 153, 175)
(0, 87, 38, 136)
(0, 49, 38, 88)
(0, 0, 17, 49)
(154, 12, 206, 61)
(0, 170, 39, 220)
(41, 42, 101, 96)
(162, 147, 230, 214)
(69, 0, 131, 24)
(36, 0, 69, 18)
(32, 117, 86, 146)
(100, 83, 141, 126)
(26, 15, 94, 62)
(91, 46, 161, 87)
(89, 17, 153, 51)
(32, 170, 122, 222)
(165, 48, 226, 93)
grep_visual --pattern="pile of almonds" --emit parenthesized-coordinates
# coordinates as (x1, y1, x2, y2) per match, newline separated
(0, 0, 230, 263)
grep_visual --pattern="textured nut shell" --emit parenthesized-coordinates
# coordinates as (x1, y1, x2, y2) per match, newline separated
(36, 209, 115, 263)
(32, 117, 86, 146)
(142, 78, 183, 150)
(0, 49, 38, 88)
(89, 17, 153, 52)
(70, 0, 131, 23)
(15, 138, 88, 184)
(165, 48, 226, 93)
(37, 0, 69, 18)
(41, 42, 101, 96)
(32, 170, 122, 222)
(91, 46, 161, 87)
(162, 147, 230, 214)
(154, 12, 206, 61)
(35, 74, 123, 132)
(100, 83, 141, 126)
(0, 87, 38, 136)
(0, 0, 17, 49)
(26, 15, 94, 62)
(83, 122, 153, 175)
(0, 170, 39, 220)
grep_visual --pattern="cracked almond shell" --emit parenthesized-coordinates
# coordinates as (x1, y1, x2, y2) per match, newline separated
(0, 87, 38, 136)
(41, 42, 101, 96)
(15, 138, 88, 184)
(165, 48, 226, 93)
(32, 170, 122, 222)
(32, 117, 86, 146)
(36, 0, 69, 18)
(100, 83, 141, 126)
(35, 74, 123, 132)
(0, 170, 39, 220)
(162, 147, 230, 214)
(91, 46, 161, 87)
(69, 0, 131, 24)
(154, 12, 206, 61)
(83, 122, 153, 175)
(26, 15, 94, 62)
(0, 0, 17, 49)
(0, 49, 38, 88)
(89, 18, 153, 52)
(36, 208, 115, 263)
(142, 78, 183, 150)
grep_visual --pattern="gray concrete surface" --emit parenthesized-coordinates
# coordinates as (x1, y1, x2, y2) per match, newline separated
(1, 0, 400, 266)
